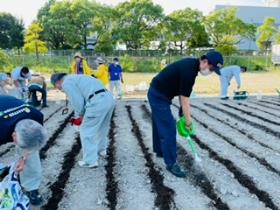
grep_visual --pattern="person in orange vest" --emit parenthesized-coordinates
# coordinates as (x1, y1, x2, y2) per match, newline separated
(71, 52, 92, 76)
(93, 57, 109, 86)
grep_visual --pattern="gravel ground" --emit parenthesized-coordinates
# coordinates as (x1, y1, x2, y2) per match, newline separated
(1, 95, 280, 210)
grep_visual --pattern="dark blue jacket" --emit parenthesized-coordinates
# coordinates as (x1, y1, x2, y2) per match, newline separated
(0, 96, 44, 145)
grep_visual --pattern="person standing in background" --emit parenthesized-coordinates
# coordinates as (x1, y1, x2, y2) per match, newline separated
(71, 52, 93, 76)
(109, 58, 124, 99)
(93, 57, 109, 87)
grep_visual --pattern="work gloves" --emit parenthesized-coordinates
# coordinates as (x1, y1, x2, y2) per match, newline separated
(69, 117, 83, 126)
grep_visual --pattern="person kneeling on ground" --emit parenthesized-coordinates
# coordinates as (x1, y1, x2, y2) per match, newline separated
(0, 95, 47, 205)
(219, 65, 247, 100)
(50, 73, 115, 168)
(28, 75, 48, 108)
(148, 51, 224, 178)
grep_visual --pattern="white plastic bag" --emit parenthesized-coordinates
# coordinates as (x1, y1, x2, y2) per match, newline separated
(0, 164, 29, 210)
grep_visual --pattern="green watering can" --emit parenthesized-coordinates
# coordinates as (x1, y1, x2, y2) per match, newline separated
(176, 117, 201, 163)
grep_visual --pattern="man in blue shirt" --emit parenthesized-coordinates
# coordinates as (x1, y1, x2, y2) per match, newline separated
(219, 65, 247, 100)
(109, 58, 124, 99)
(0, 95, 47, 205)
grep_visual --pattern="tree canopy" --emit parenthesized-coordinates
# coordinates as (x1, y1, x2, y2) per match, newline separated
(23, 22, 48, 57)
(205, 8, 256, 54)
(0, 13, 24, 50)
(257, 17, 277, 50)
(114, 0, 164, 50)
(1, 1, 279, 55)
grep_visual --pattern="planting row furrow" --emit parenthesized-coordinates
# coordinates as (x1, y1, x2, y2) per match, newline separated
(237, 102, 280, 118)
(40, 112, 74, 159)
(220, 103, 280, 126)
(114, 104, 155, 209)
(41, 135, 81, 210)
(125, 105, 176, 210)
(140, 104, 230, 210)
(205, 103, 280, 138)
(104, 112, 119, 210)
(0, 145, 14, 158)
(172, 103, 280, 209)
(43, 106, 64, 123)
(190, 110, 280, 177)
(191, 104, 279, 154)
(249, 101, 280, 111)
(260, 99, 280, 107)
(191, 134, 279, 210)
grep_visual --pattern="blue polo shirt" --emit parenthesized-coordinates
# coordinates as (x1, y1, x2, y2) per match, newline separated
(0, 96, 44, 145)
(109, 64, 122, 81)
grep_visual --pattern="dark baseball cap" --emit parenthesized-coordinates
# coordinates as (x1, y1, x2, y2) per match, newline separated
(50, 73, 67, 86)
(205, 51, 224, 75)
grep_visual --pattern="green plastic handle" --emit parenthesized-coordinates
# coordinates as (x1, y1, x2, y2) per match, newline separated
(176, 116, 196, 137)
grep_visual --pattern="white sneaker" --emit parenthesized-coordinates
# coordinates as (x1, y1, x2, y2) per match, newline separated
(78, 161, 98, 168)
(99, 150, 107, 158)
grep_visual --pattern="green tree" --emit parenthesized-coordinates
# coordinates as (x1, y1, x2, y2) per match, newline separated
(257, 17, 277, 50)
(165, 8, 209, 54)
(92, 5, 117, 54)
(0, 13, 24, 52)
(24, 22, 48, 59)
(115, 0, 164, 50)
(205, 8, 256, 54)
(70, 0, 96, 49)
(0, 50, 11, 70)
(38, 0, 74, 49)
(39, 0, 98, 49)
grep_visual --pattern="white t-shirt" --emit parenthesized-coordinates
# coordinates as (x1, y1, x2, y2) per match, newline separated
(11, 67, 32, 81)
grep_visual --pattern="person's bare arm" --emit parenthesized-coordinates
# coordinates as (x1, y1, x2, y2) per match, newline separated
(180, 95, 192, 127)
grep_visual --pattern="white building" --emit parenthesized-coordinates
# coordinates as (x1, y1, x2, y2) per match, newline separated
(215, 2, 280, 50)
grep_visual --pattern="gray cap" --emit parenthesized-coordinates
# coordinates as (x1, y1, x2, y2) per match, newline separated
(15, 119, 48, 151)
(50, 73, 67, 86)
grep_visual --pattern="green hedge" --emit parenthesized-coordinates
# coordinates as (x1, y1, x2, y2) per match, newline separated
(0, 51, 278, 73)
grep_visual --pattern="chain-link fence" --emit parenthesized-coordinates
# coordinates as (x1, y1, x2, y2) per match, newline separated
(2, 50, 279, 73)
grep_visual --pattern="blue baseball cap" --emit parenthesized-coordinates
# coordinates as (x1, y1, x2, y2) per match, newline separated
(205, 51, 224, 75)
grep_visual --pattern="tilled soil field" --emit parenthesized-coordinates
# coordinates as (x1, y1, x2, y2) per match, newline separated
(1, 96, 280, 210)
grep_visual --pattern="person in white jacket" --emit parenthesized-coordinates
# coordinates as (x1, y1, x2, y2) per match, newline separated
(219, 65, 247, 100)
(11, 67, 32, 101)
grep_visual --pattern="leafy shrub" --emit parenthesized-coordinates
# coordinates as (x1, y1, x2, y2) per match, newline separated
(120, 54, 136, 72)
(0, 50, 12, 71)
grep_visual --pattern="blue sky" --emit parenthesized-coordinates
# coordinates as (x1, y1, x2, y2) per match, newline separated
(0, 0, 266, 27)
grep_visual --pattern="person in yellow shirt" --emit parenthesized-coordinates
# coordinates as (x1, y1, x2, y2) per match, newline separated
(71, 52, 92, 76)
(93, 57, 109, 86)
